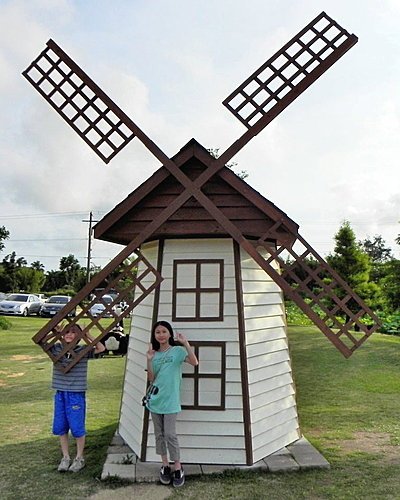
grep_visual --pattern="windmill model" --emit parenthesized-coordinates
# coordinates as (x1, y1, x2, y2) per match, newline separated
(24, 12, 380, 466)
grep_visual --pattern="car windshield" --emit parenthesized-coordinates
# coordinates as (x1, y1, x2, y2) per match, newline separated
(48, 296, 69, 304)
(7, 294, 29, 302)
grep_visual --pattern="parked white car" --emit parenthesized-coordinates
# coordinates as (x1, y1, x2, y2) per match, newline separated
(0, 293, 42, 316)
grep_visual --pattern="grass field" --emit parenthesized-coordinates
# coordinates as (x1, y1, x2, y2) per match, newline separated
(0, 318, 399, 499)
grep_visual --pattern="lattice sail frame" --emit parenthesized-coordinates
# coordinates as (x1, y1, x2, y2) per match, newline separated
(248, 228, 380, 357)
(223, 11, 356, 130)
(22, 40, 136, 163)
(24, 12, 378, 365)
(33, 250, 162, 373)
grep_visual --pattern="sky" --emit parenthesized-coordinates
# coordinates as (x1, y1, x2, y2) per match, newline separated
(0, 0, 399, 272)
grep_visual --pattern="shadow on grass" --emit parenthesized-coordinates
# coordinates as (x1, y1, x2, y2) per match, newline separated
(0, 424, 118, 500)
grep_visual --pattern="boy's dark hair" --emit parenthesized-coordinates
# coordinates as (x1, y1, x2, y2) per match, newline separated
(63, 323, 83, 335)
(150, 320, 180, 351)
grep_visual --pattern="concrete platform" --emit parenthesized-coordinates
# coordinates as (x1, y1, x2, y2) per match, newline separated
(101, 433, 330, 482)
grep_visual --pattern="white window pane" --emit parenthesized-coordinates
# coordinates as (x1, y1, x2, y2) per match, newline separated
(181, 378, 194, 406)
(199, 378, 221, 406)
(176, 263, 196, 287)
(176, 293, 196, 317)
(199, 293, 220, 317)
(198, 360, 221, 374)
(182, 362, 194, 374)
(199, 346, 222, 362)
(198, 345, 222, 374)
(200, 263, 220, 288)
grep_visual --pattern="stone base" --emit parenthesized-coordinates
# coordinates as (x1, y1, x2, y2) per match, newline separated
(101, 433, 330, 482)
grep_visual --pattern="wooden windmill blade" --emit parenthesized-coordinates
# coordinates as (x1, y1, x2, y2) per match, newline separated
(220, 11, 357, 165)
(22, 39, 170, 166)
(252, 233, 380, 358)
(33, 247, 164, 373)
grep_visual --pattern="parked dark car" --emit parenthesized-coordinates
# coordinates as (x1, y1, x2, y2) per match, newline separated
(40, 295, 76, 317)
(0, 293, 42, 316)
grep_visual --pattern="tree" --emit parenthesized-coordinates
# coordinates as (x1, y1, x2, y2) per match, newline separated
(1, 252, 27, 292)
(0, 226, 10, 252)
(360, 235, 393, 284)
(207, 148, 249, 180)
(43, 270, 65, 292)
(380, 259, 400, 311)
(327, 221, 382, 311)
(361, 235, 392, 263)
(60, 254, 85, 289)
(17, 267, 46, 293)
(31, 260, 45, 272)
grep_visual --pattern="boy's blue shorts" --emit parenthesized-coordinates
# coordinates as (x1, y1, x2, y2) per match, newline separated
(52, 391, 86, 438)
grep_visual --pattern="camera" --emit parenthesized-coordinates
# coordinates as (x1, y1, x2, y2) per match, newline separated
(142, 384, 159, 406)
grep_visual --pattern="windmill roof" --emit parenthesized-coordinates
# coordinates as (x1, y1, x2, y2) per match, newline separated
(94, 138, 299, 246)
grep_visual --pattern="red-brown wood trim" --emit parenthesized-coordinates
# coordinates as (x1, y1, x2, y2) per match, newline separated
(233, 240, 253, 465)
(95, 140, 214, 239)
(140, 239, 164, 462)
(182, 341, 226, 411)
(172, 259, 224, 322)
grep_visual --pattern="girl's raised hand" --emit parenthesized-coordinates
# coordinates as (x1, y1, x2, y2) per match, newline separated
(146, 343, 155, 360)
(175, 332, 188, 344)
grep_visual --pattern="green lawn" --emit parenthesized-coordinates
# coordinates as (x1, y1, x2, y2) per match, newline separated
(1, 318, 399, 499)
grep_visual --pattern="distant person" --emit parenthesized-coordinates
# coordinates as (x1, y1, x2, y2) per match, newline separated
(145, 320, 198, 488)
(50, 323, 105, 472)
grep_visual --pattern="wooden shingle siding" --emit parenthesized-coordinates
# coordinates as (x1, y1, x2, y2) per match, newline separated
(239, 246, 300, 462)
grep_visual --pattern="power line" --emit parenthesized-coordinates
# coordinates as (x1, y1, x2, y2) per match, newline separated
(1, 210, 107, 220)
(8, 238, 86, 242)
(5, 254, 113, 261)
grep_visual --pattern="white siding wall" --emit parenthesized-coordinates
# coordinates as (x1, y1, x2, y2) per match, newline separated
(240, 247, 300, 463)
(145, 239, 246, 464)
(119, 239, 300, 465)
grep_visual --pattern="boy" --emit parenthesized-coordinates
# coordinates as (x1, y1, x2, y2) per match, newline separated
(50, 323, 105, 472)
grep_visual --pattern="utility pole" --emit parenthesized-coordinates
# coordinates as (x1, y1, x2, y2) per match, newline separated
(82, 211, 98, 284)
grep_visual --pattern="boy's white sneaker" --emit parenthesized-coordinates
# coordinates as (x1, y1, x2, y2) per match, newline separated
(57, 457, 71, 472)
(69, 457, 85, 472)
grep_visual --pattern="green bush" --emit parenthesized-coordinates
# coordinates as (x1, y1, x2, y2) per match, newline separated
(0, 316, 12, 330)
(378, 310, 400, 336)
(285, 301, 313, 326)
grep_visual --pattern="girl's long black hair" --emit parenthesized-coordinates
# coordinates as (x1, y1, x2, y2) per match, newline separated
(150, 320, 180, 351)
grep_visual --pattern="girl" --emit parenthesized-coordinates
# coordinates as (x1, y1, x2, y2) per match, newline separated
(146, 320, 198, 488)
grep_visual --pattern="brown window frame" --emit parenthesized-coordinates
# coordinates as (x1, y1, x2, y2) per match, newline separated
(182, 341, 226, 411)
(172, 259, 224, 322)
